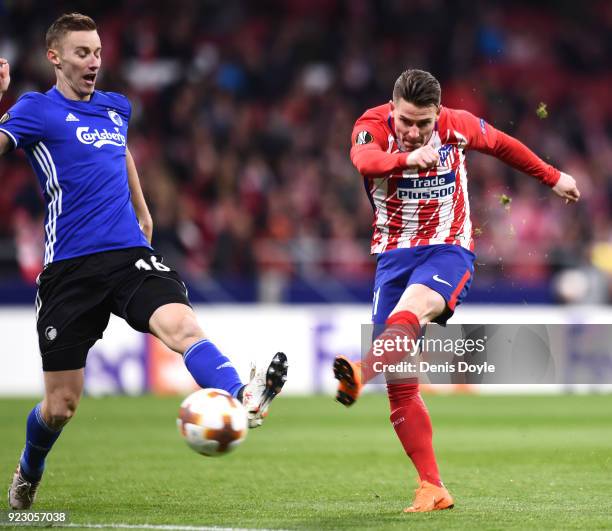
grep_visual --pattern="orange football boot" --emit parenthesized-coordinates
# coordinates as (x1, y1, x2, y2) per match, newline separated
(333, 355, 363, 406)
(403, 480, 454, 513)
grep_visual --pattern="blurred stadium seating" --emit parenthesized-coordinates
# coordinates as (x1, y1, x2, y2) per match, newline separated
(0, 0, 610, 304)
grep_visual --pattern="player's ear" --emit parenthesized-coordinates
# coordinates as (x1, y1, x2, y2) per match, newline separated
(389, 99, 395, 112)
(47, 49, 61, 69)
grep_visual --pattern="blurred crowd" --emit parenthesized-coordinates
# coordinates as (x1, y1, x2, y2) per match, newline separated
(0, 0, 611, 302)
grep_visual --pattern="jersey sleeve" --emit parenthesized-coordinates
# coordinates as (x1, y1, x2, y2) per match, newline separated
(350, 116, 407, 177)
(448, 109, 560, 187)
(114, 92, 132, 123)
(0, 93, 46, 149)
(118, 95, 131, 151)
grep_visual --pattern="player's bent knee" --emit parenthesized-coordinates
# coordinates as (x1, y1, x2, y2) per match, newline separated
(43, 393, 79, 430)
(420, 296, 446, 322)
(392, 284, 446, 324)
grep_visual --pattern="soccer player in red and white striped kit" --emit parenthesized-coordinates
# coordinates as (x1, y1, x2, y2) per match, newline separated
(334, 69, 580, 513)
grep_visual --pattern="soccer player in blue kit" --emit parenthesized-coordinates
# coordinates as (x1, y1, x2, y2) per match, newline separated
(0, 13, 288, 510)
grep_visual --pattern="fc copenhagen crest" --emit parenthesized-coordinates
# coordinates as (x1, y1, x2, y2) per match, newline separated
(45, 326, 58, 341)
(108, 110, 123, 126)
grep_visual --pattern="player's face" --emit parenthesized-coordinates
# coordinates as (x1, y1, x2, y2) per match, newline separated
(48, 30, 102, 101)
(390, 98, 440, 152)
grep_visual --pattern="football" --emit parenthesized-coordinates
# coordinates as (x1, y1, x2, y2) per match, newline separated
(177, 388, 248, 457)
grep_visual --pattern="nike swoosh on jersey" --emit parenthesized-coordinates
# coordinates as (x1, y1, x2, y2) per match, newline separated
(432, 274, 452, 287)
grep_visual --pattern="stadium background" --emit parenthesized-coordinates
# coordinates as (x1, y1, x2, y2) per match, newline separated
(0, 1, 611, 529)
(0, 0, 612, 394)
(0, 0, 610, 395)
(1, 0, 611, 305)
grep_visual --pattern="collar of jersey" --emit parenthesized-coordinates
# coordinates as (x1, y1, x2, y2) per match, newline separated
(48, 85, 97, 105)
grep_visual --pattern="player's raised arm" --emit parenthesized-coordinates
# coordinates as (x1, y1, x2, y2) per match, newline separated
(126, 147, 153, 243)
(0, 58, 12, 156)
(452, 109, 580, 203)
(350, 119, 409, 176)
(350, 123, 438, 176)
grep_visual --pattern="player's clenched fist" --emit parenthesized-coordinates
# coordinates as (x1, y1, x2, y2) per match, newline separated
(0, 58, 10, 94)
(406, 145, 439, 170)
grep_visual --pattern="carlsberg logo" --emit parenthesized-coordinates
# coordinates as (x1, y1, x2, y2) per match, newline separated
(76, 127, 126, 148)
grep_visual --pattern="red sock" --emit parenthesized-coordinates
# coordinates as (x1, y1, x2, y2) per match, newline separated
(361, 311, 421, 383)
(388, 383, 442, 487)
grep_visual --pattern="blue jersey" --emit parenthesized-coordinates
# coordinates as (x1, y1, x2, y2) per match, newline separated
(0, 87, 151, 264)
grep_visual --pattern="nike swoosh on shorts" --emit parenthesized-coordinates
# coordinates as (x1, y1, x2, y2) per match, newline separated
(432, 274, 452, 287)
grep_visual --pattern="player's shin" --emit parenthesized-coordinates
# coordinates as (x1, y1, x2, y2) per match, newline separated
(183, 339, 244, 397)
(362, 310, 421, 383)
(20, 403, 63, 481)
(388, 383, 442, 487)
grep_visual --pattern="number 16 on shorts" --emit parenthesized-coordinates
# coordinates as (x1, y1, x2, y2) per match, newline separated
(135, 255, 171, 272)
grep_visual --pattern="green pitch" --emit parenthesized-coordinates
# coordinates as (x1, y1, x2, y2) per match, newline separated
(1, 393, 611, 530)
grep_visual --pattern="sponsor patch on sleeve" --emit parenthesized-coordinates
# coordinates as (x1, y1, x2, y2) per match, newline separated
(0, 112, 9, 124)
(355, 130, 373, 145)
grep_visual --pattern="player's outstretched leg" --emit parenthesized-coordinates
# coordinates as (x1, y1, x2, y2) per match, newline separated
(147, 303, 246, 398)
(147, 304, 288, 428)
(241, 352, 288, 428)
(333, 355, 363, 406)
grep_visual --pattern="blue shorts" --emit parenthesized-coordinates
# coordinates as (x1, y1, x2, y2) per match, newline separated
(372, 244, 475, 325)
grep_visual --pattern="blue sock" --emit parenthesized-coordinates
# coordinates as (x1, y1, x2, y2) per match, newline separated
(184, 339, 244, 397)
(20, 403, 62, 481)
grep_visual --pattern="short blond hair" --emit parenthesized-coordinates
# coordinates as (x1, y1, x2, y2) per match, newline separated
(45, 13, 97, 49)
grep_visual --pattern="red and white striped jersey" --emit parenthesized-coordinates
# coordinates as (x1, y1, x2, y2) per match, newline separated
(350, 103, 560, 254)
